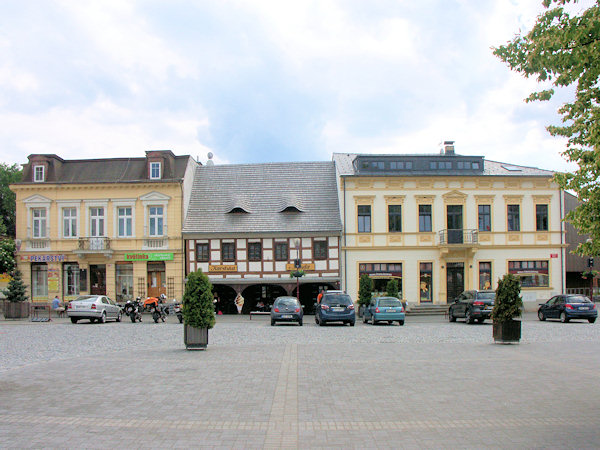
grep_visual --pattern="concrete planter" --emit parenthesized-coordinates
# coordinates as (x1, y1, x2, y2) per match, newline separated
(493, 319, 521, 344)
(2, 301, 30, 319)
(184, 325, 209, 350)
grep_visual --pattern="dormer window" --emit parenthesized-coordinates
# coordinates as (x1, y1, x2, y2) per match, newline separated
(34, 165, 45, 182)
(281, 206, 302, 213)
(150, 162, 161, 180)
(229, 207, 248, 214)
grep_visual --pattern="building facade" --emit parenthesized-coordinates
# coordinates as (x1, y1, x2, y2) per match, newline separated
(334, 143, 566, 310)
(183, 162, 342, 313)
(11, 151, 197, 303)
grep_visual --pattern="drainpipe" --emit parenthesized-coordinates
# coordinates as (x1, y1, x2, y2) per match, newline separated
(560, 188, 565, 292)
(343, 177, 347, 293)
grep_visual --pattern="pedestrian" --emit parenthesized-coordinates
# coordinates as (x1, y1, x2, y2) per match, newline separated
(51, 295, 65, 317)
(234, 293, 244, 314)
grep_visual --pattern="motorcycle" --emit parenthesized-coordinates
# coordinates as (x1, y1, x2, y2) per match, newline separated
(125, 298, 142, 323)
(173, 302, 183, 323)
(150, 294, 167, 323)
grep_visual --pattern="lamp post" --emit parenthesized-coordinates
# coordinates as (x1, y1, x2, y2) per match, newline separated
(294, 238, 301, 302)
(587, 238, 594, 300)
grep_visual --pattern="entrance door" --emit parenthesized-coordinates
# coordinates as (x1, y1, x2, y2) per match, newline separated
(446, 262, 464, 303)
(147, 262, 166, 298)
(447, 205, 463, 244)
(90, 264, 106, 295)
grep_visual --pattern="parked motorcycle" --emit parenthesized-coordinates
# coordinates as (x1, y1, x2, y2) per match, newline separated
(150, 294, 167, 323)
(125, 298, 143, 323)
(174, 302, 183, 323)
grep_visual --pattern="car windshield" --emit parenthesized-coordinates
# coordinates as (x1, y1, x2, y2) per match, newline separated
(566, 296, 591, 304)
(378, 298, 402, 307)
(476, 292, 496, 300)
(275, 298, 299, 307)
(322, 294, 352, 306)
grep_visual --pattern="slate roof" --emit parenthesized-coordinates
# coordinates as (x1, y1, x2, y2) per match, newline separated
(183, 162, 342, 235)
(332, 153, 555, 177)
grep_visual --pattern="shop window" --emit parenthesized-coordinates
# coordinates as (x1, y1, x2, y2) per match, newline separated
(479, 262, 492, 290)
(358, 205, 371, 233)
(275, 242, 288, 261)
(508, 260, 549, 287)
(248, 242, 262, 261)
(419, 262, 432, 302)
(31, 263, 48, 298)
(196, 243, 209, 262)
(118, 207, 133, 237)
(388, 205, 402, 232)
(419, 205, 432, 232)
(149, 206, 164, 236)
(32, 208, 47, 238)
(222, 242, 235, 262)
(478, 205, 491, 231)
(507, 204, 520, 231)
(359, 263, 403, 298)
(116, 263, 133, 302)
(536, 204, 548, 231)
(313, 241, 327, 260)
(63, 263, 80, 297)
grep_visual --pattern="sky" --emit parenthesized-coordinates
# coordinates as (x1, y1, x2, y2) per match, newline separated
(0, 0, 588, 172)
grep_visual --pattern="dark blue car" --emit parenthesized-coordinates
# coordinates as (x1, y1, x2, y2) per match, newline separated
(315, 292, 355, 326)
(538, 294, 597, 323)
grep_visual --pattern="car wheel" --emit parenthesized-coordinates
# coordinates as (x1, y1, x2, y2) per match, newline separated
(90, 318, 96, 323)
(398, 320, 404, 326)
(99, 312, 106, 324)
(319, 319, 325, 326)
(349, 321, 355, 326)
(116, 312, 122, 322)
(299, 320, 303, 326)
(371, 315, 376, 325)
(70, 317, 78, 324)
(538, 310, 546, 321)
(560, 311, 569, 323)
(448, 309, 456, 322)
(271, 319, 275, 326)
(363, 315, 368, 323)
(589, 318, 596, 324)
(315, 316, 319, 324)
(477, 318, 485, 324)
(465, 309, 474, 324)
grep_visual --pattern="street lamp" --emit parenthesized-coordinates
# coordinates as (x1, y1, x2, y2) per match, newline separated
(294, 238, 301, 302)
(587, 238, 594, 300)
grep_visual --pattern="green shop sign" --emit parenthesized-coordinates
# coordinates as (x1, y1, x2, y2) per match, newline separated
(124, 253, 174, 261)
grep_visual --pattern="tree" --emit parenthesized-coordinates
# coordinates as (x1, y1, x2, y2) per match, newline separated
(3, 268, 28, 303)
(182, 269, 215, 329)
(358, 274, 373, 307)
(492, 273, 523, 323)
(0, 239, 16, 274)
(0, 163, 21, 238)
(493, 0, 600, 256)
(386, 279, 399, 299)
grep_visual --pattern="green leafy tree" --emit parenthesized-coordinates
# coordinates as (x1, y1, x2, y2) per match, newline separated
(494, 0, 600, 256)
(358, 274, 373, 307)
(386, 279, 399, 299)
(3, 268, 28, 303)
(0, 239, 15, 274)
(491, 274, 523, 323)
(182, 269, 215, 329)
(0, 163, 22, 238)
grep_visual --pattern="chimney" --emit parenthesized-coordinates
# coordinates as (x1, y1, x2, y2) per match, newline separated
(440, 140, 455, 155)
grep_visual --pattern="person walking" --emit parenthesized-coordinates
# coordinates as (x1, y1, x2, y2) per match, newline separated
(234, 293, 244, 314)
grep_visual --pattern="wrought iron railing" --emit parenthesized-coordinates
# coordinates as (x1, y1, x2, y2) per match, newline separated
(438, 229, 478, 245)
(78, 237, 111, 251)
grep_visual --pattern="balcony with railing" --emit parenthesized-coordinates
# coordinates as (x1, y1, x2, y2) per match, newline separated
(143, 237, 169, 250)
(26, 238, 51, 251)
(438, 229, 478, 246)
(73, 237, 113, 257)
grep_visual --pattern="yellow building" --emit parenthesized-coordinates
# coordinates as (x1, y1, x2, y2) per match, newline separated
(334, 143, 566, 311)
(11, 151, 198, 304)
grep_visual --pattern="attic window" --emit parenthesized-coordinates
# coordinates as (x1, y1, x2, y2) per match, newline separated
(228, 207, 249, 214)
(281, 206, 302, 213)
(34, 165, 45, 182)
(501, 164, 522, 172)
(150, 162, 161, 179)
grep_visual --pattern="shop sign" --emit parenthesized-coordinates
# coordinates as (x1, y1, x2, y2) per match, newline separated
(209, 265, 238, 273)
(48, 268, 59, 292)
(285, 263, 315, 271)
(124, 253, 174, 261)
(550, 253, 558, 258)
(20, 254, 66, 262)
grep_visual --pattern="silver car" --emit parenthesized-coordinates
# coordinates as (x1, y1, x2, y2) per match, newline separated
(67, 295, 122, 324)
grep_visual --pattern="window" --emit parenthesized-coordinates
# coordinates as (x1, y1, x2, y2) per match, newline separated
(62, 208, 77, 238)
(275, 242, 288, 261)
(34, 165, 45, 182)
(149, 206, 164, 236)
(536, 204, 548, 231)
(196, 243, 209, 262)
(419, 205, 432, 232)
(507, 204, 520, 231)
(388, 205, 402, 232)
(313, 241, 327, 260)
(222, 242, 235, 262)
(248, 242, 262, 261)
(63, 263, 80, 297)
(419, 262, 433, 302)
(31, 263, 48, 298)
(117, 207, 132, 237)
(90, 207, 105, 237)
(32, 208, 47, 238)
(478, 205, 491, 232)
(479, 262, 492, 290)
(357, 205, 371, 233)
(116, 263, 133, 303)
(508, 260, 549, 287)
(150, 162, 161, 179)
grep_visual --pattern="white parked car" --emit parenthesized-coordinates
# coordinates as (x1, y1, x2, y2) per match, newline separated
(67, 295, 122, 324)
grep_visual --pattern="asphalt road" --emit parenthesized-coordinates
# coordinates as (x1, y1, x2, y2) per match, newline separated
(1, 313, 599, 449)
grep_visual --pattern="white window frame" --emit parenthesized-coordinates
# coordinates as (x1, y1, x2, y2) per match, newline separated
(33, 165, 45, 182)
(148, 205, 164, 237)
(150, 162, 161, 180)
(84, 201, 108, 237)
(32, 208, 47, 238)
(23, 195, 52, 244)
(56, 201, 80, 239)
(140, 192, 170, 238)
(62, 207, 78, 238)
(117, 206, 133, 237)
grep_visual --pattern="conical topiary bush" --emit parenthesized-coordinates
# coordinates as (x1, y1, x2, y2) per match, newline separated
(182, 269, 215, 350)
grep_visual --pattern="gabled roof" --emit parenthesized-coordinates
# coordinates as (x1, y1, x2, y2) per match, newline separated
(183, 162, 342, 235)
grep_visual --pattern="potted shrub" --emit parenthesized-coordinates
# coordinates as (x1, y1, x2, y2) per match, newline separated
(491, 273, 523, 344)
(182, 269, 215, 350)
(358, 274, 373, 317)
(2, 268, 29, 319)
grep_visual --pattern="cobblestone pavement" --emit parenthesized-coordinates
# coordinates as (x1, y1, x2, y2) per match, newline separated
(1, 314, 599, 449)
